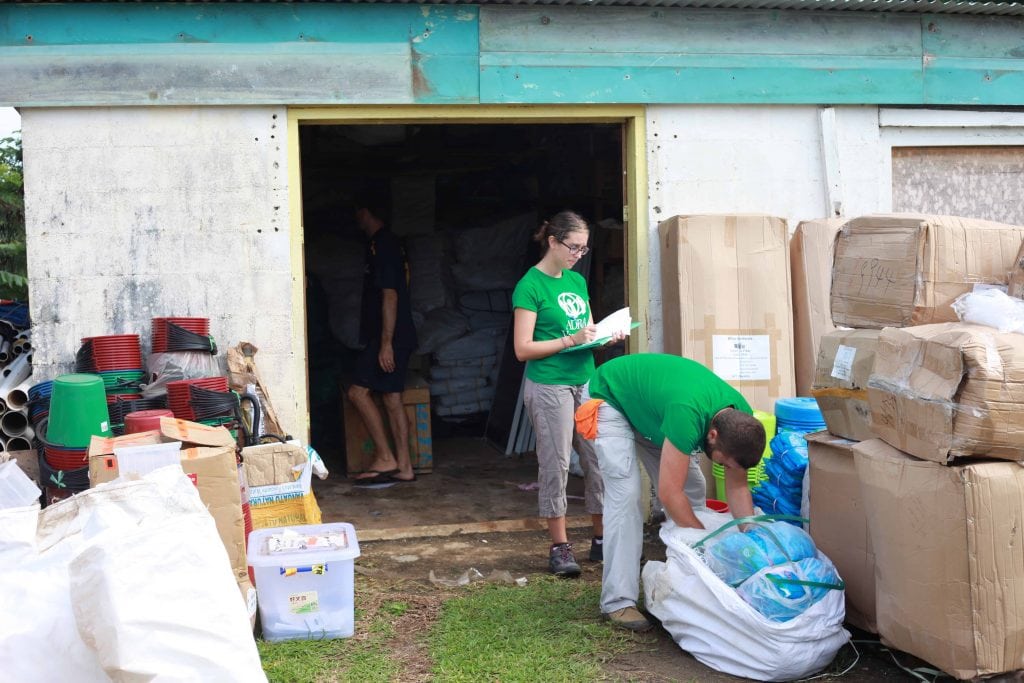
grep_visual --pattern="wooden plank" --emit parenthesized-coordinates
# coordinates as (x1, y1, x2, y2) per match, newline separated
(480, 7, 921, 57)
(481, 58, 923, 105)
(0, 4, 479, 106)
(357, 514, 593, 542)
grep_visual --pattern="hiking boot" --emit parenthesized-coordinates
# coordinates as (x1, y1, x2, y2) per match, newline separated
(603, 606, 653, 632)
(549, 543, 581, 577)
(589, 537, 603, 562)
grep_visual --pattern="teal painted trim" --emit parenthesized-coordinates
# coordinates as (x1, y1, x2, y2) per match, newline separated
(480, 8, 922, 57)
(0, 3, 470, 49)
(924, 57, 1024, 104)
(479, 8, 1024, 105)
(919, 15, 1024, 104)
(3, 4, 1024, 106)
(481, 62, 923, 104)
(921, 13, 1024, 59)
(0, 3, 479, 105)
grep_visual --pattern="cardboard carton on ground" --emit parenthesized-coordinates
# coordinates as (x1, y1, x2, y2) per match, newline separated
(791, 218, 845, 396)
(811, 329, 880, 442)
(89, 444, 247, 583)
(342, 372, 433, 475)
(805, 431, 875, 633)
(1009, 239, 1024, 299)
(867, 322, 1024, 463)
(659, 214, 795, 414)
(830, 214, 1024, 328)
(853, 438, 1024, 679)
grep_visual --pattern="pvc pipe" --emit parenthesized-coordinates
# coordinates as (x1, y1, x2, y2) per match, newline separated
(0, 340, 10, 363)
(0, 354, 30, 390)
(0, 399, 7, 414)
(6, 380, 32, 410)
(1, 410, 29, 438)
(5, 436, 31, 452)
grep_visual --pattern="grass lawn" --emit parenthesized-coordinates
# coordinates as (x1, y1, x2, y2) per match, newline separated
(259, 575, 634, 682)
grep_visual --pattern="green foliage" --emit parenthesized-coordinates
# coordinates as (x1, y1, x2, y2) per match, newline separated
(0, 133, 26, 301)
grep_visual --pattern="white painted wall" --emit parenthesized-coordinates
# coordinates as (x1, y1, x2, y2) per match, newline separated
(22, 106, 301, 434)
(643, 104, 1024, 352)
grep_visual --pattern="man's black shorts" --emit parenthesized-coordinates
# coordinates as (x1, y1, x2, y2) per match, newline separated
(351, 342, 414, 394)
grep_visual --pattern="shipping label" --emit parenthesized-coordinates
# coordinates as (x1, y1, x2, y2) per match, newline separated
(830, 345, 857, 382)
(288, 591, 320, 614)
(711, 335, 771, 381)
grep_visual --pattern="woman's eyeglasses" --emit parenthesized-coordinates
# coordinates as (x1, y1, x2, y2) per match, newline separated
(559, 240, 590, 256)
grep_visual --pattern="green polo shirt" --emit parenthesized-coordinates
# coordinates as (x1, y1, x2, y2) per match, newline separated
(588, 354, 752, 454)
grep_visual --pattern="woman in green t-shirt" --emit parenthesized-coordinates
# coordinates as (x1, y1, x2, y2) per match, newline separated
(512, 211, 620, 576)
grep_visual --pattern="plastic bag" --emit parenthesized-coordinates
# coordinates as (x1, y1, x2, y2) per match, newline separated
(143, 351, 225, 399)
(703, 521, 817, 586)
(415, 307, 470, 355)
(736, 556, 843, 622)
(952, 287, 1024, 333)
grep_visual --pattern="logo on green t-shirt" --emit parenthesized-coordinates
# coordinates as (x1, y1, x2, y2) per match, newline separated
(557, 292, 588, 331)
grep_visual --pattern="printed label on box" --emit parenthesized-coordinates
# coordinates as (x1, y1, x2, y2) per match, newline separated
(712, 335, 771, 381)
(288, 591, 319, 614)
(831, 345, 857, 382)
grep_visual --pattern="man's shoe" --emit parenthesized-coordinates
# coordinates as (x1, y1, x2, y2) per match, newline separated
(603, 606, 653, 632)
(589, 537, 603, 562)
(549, 543, 581, 577)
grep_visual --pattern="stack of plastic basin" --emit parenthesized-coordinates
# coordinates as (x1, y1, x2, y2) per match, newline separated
(40, 374, 112, 504)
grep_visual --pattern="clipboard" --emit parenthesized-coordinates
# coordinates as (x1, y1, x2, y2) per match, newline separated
(558, 322, 641, 353)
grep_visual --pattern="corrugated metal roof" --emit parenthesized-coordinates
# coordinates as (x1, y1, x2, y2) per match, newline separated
(15, 0, 1024, 16)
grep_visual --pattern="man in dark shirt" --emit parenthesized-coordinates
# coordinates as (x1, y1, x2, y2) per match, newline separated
(349, 193, 418, 484)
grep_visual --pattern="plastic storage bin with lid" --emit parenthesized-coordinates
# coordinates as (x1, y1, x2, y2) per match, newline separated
(247, 522, 361, 642)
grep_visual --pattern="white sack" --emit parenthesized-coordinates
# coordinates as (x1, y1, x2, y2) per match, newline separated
(70, 511, 264, 682)
(643, 521, 848, 682)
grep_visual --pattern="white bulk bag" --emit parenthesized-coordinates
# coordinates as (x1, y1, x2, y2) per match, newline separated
(643, 522, 849, 682)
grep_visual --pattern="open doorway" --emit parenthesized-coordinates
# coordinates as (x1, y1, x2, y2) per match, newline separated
(300, 121, 627, 530)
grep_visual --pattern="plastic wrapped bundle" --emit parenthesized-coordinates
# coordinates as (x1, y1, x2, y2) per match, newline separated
(703, 522, 817, 586)
(736, 556, 843, 622)
(753, 432, 808, 519)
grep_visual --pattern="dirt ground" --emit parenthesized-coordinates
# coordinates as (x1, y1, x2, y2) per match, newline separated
(313, 436, 934, 681)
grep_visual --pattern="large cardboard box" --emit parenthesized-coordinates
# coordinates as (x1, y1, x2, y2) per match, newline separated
(867, 323, 1024, 463)
(830, 214, 1024, 328)
(791, 218, 844, 396)
(806, 431, 875, 633)
(343, 372, 433, 475)
(853, 438, 1024, 679)
(1009, 239, 1024, 299)
(660, 214, 795, 413)
(810, 329, 880, 442)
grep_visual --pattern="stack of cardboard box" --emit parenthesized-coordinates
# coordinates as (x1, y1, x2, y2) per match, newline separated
(798, 215, 1024, 680)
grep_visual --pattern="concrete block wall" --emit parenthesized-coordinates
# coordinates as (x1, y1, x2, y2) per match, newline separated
(22, 106, 301, 435)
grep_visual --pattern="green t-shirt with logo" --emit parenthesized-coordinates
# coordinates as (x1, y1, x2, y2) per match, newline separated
(589, 354, 752, 454)
(512, 267, 595, 386)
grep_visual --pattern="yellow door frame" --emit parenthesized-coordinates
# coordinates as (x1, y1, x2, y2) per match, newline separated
(286, 105, 648, 437)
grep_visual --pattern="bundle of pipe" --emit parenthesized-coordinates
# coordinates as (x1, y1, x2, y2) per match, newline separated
(0, 306, 34, 452)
